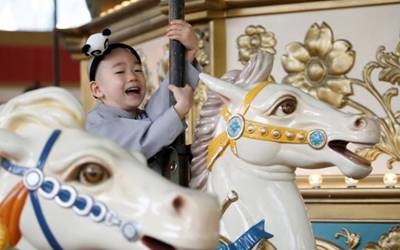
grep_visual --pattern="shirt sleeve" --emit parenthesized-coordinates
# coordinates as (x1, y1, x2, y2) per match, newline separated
(145, 60, 202, 121)
(88, 106, 184, 159)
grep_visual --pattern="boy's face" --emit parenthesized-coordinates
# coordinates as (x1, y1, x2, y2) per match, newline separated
(90, 48, 146, 112)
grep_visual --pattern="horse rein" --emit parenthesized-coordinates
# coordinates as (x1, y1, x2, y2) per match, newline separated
(207, 80, 328, 170)
(1, 130, 139, 249)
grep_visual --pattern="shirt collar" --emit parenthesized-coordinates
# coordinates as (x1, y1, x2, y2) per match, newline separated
(95, 102, 139, 119)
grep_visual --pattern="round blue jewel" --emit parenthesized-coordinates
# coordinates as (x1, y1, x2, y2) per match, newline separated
(308, 130, 327, 149)
(227, 114, 244, 139)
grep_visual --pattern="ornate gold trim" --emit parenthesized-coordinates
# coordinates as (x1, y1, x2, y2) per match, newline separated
(302, 188, 400, 202)
(226, 0, 400, 18)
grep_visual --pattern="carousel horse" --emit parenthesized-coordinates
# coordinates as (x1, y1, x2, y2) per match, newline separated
(0, 87, 220, 250)
(190, 52, 380, 249)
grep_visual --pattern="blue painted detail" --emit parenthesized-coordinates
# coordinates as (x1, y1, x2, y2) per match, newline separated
(30, 190, 63, 250)
(309, 130, 326, 148)
(58, 189, 71, 202)
(227, 116, 243, 139)
(29, 130, 63, 250)
(74, 196, 87, 210)
(216, 220, 273, 250)
(41, 180, 54, 193)
(312, 222, 400, 249)
(1, 158, 28, 176)
(91, 205, 101, 217)
(36, 130, 61, 170)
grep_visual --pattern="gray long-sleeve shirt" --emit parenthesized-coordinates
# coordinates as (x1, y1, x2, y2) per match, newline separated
(86, 61, 200, 159)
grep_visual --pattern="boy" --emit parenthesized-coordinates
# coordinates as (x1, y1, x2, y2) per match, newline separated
(84, 20, 200, 170)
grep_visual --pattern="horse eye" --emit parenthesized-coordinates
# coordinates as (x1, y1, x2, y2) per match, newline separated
(273, 98, 297, 116)
(77, 162, 110, 185)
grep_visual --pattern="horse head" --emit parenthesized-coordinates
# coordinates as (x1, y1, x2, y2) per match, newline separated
(0, 87, 219, 250)
(199, 70, 380, 179)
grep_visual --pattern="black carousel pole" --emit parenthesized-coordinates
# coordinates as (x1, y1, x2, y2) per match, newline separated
(163, 0, 190, 186)
(52, 0, 60, 86)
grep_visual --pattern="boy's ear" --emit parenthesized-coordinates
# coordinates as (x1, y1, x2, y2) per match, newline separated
(89, 81, 103, 99)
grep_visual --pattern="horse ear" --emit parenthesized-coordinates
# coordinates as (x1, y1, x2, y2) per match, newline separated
(0, 129, 29, 162)
(199, 73, 246, 104)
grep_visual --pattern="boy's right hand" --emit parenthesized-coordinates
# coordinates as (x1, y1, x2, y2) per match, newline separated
(169, 85, 193, 119)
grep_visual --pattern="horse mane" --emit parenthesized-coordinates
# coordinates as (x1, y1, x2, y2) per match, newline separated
(190, 52, 274, 190)
(0, 87, 85, 131)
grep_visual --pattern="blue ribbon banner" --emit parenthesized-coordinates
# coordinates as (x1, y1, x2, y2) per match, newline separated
(217, 220, 273, 250)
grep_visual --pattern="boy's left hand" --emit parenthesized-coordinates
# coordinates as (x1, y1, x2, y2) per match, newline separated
(167, 20, 198, 63)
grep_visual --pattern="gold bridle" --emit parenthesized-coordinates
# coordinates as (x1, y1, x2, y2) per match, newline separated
(207, 80, 327, 170)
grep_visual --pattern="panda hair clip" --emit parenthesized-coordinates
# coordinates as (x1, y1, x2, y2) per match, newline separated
(82, 28, 111, 57)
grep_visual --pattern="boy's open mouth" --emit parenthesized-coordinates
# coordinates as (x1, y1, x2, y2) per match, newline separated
(125, 86, 141, 95)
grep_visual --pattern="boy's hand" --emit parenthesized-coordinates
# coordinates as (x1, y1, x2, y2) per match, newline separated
(167, 20, 199, 63)
(169, 84, 194, 119)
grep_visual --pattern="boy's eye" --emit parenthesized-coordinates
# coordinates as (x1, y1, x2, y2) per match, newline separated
(134, 69, 143, 73)
(115, 71, 124, 74)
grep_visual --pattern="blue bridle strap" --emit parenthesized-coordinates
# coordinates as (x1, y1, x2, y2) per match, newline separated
(29, 130, 63, 250)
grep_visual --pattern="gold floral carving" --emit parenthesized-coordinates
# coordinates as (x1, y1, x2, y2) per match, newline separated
(281, 22, 400, 169)
(335, 227, 361, 250)
(237, 25, 277, 65)
(281, 22, 355, 108)
(363, 225, 400, 250)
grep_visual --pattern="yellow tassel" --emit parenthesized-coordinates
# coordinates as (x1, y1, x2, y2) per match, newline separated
(0, 218, 9, 250)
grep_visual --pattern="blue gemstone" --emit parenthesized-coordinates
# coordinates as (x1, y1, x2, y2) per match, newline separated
(227, 116, 243, 138)
(58, 189, 71, 202)
(41, 180, 54, 193)
(74, 196, 87, 210)
(91, 205, 101, 216)
(310, 130, 325, 147)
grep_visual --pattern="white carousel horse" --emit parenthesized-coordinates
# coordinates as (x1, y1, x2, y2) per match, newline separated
(190, 52, 380, 249)
(0, 87, 220, 250)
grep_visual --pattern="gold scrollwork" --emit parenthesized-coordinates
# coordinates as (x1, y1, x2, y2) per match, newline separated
(316, 238, 344, 250)
(281, 22, 355, 108)
(335, 227, 361, 250)
(237, 25, 277, 65)
(363, 225, 400, 250)
(281, 22, 400, 169)
(352, 42, 400, 169)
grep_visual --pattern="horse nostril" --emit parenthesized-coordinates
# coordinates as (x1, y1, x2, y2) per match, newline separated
(354, 117, 367, 129)
(172, 195, 185, 214)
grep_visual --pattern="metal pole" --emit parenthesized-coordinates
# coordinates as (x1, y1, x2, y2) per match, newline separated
(165, 0, 190, 186)
(53, 0, 60, 86)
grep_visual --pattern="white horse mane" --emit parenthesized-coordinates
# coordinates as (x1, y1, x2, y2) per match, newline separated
(190, 52, 274, 190)
(0, 87, 85, 131)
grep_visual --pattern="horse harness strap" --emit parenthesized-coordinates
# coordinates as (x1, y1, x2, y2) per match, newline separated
(1, 130, 139, 249)
(207, 80, 328, 171)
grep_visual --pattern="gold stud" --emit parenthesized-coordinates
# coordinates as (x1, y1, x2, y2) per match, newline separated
(259, 127, 268, 135)
(285, 131, 294, 140)
(247, 125, 255, 134)
(297, 132, 306, 141)
(272, 129, 281, 139)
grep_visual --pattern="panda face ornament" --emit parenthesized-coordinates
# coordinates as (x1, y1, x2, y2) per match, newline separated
(92, 47, 146, 113)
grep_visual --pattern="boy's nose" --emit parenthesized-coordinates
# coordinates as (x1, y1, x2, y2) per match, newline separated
(127, 70, 137, 81)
